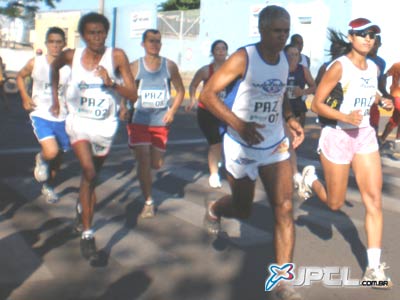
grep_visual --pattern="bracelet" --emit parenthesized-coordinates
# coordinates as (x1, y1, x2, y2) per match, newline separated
(285, 114, 295, 122)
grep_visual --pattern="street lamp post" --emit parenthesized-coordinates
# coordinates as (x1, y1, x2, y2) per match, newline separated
(99, 0, 104, 14)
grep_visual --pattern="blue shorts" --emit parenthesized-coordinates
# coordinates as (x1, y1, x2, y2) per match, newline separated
(31, 116, 71, 152)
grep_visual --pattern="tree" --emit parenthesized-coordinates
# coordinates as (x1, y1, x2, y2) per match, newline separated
(0, 0, 60, 18)
(158, 0, 200, 11)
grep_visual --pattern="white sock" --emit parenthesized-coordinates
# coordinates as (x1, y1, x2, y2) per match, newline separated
(367, 248, 381, 270)
(304, 173, 318, 189)
(82, 229, 94, 239)
(145, 199, 153, 206)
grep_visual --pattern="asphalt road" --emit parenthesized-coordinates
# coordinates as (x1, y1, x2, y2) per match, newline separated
(1, 94, 400, 300)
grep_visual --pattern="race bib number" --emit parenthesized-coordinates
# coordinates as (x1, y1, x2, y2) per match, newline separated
(141, 89, 168, 109)
(77, 96, 111, 120)
(249, 99, 280, 124)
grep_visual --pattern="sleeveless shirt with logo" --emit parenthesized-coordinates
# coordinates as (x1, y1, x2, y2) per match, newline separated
(31, 55, 71, 121)
(67, 47, 118, 122)
(224, 44, 289, 149)
(324, 55, 378, 130)
(131, 57, 171, 126)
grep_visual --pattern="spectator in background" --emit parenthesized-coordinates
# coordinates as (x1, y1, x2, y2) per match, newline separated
(186, 39, 230, 189)
(0, 55, 8, 110)
(378, 61, 400, 150)
(284, 44, 316, 127)
(368, 35, 386, 137)
(290, 33, 310, 68)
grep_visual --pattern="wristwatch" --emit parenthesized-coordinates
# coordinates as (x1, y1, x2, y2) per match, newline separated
(109, 79, 117, 89)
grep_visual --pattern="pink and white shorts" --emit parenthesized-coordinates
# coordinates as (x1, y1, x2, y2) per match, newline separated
(318, 126, 378, 164)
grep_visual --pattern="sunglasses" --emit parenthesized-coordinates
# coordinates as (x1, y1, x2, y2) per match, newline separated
(352, 30, 376, 39)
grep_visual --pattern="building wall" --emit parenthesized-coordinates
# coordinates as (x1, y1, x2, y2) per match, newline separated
(34, 0, 399, 75)
(35, 11, 82, 51)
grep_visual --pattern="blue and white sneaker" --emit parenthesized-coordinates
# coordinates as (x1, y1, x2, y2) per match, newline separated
(41, 184, 59, 204)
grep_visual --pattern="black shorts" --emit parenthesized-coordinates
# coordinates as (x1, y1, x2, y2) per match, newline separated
(290, 98, 308, 116)
(197, 106, 222, 145)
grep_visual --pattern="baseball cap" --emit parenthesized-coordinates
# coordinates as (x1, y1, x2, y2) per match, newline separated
(348, 18, 380, 33)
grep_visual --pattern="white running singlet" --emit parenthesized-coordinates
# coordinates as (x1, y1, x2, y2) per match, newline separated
(65, 47, 119, 156)
(327, 55, 378, 130)
(67, 47, 118, 122)
(225, 44, 289, 150)
(30, 55, 71, 121)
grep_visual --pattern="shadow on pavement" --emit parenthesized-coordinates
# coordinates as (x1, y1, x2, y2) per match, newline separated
(0, 217, 78, 300)
(296, 198, 367, 271)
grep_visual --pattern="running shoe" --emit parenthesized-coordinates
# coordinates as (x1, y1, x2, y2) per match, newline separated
(203, 200, 221, 235)
(140, 203, 155, 218)
(297, 165, 315, 200)
(73, 200, 83, 234)
(34, 153, 49, 182)
(394, 140, 400, 153)
(208, 173, 222, 188)
(41, 184, 59, 204)
(362, 263, 393, 289)
(272, 284, 302, 300)
(80, 235, 98, 261)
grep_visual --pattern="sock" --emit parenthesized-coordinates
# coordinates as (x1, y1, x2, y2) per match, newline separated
(76, 202, 82, 214)
(145, 199, 153, 206)
(208, 201, 218, 219)
(367, 248, 381, 270)
(82, 229, 94, 239)
(304, 173, 318, 189)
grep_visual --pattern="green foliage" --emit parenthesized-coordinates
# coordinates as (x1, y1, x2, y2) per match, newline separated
(0, 0, 59, 18)
(158, 0, 200, 11)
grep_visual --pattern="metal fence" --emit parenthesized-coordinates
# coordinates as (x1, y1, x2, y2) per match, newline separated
(157, 9, 200, 39)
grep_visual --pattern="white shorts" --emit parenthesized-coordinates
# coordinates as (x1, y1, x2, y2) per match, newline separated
(65, 114, 118, 157)
(223, 134, 290, 180)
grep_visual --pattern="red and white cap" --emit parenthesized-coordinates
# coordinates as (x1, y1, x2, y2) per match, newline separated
(348, 18, 380, 33)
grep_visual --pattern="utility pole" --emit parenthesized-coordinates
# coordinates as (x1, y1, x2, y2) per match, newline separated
(99, 0, 104, 14)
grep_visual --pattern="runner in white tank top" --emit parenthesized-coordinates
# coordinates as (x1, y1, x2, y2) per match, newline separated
(31, 54, 70, 121)
(50, 13, 137, 265)
(199, 6, 304, 299)
(310, 19, 393, 287)
(17, 27, 71, 204)
(65, 46, 120, 157)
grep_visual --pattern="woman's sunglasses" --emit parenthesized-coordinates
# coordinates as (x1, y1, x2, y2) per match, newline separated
(351, 30, 377, 39)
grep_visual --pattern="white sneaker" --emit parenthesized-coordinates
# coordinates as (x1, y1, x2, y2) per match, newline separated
(41, 184, 59, 204)
(362, 263, 393, 289)
(208, 174, 222, 188)
(297, 165, 315, 200)
(293, 172, 302, 189)
(272, 284, 302, 300)
(34, 153, 49, 182)
(140, 203, 155, 219)
(394, 140, 400, 153)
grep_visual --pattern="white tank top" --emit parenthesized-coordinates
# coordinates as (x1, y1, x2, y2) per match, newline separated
(30, 55, 71, 121)
(330, 55, 378, 129)
(67, 47, 118, 121)
(225, 44, 288, 149)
